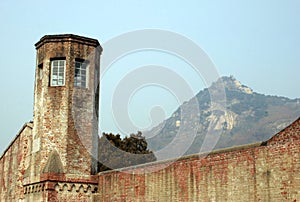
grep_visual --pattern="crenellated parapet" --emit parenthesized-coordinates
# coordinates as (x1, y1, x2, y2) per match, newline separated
(24, 179, 98, 201)
(54, 182, 98, 193)
(24, 181, 98, 194)
(24, 183, 45, 194)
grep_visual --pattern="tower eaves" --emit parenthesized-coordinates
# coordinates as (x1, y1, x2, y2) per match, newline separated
(35, 34, 102, 50)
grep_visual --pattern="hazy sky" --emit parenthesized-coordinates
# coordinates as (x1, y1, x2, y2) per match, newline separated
(0, 0, 299, 154)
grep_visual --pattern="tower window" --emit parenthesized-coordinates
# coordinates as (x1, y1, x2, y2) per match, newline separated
(50, 60, 66, 86)
(74, 61, 88, 88)
(38, 63, 43, 80)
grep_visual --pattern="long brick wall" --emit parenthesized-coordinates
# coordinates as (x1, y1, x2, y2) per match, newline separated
(96, 118, 300, 202)
(1, 118, 299, 201)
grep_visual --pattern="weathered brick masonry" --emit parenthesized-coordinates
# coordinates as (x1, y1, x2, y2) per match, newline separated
(96, 118, 300, 202)
(0, 123, 32, 201)
(0, 34, 299, 201)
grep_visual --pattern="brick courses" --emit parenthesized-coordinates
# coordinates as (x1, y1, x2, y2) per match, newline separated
(96, 118, 300, 201)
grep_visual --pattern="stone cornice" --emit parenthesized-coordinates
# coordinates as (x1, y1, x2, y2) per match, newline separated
(35, 34, 102, 50)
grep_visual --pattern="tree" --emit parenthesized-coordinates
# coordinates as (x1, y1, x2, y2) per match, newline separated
(98, 131, 156, 172)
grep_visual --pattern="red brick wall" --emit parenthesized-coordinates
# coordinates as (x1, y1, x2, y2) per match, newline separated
(0, 119, 299, 202)
(96, 118, 300, 201)
(0, 123, 32, 201)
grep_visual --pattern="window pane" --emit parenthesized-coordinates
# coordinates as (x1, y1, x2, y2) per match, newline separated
(75, 62, 81, 68)
(75, 69, 80, 76)
(51, 59, 65, 86)
(74, 61, 88, 88)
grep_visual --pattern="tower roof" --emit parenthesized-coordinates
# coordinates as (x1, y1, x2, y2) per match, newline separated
(35, 34, 101, 49)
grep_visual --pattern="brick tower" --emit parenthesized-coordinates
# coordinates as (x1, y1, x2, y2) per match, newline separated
(25, 34, 102, 201)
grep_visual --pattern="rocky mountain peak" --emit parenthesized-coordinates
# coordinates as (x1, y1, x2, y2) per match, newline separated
(146, 75, 300, 156)
(209, 75, 253, 95)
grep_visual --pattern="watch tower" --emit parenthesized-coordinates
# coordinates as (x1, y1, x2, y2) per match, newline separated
(31, 34, 101, 183)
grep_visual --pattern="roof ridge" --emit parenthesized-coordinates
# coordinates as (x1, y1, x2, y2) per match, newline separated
(0, 122, 33, 160)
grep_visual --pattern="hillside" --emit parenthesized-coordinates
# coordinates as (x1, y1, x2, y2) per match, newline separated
(145, 76, 300, 156)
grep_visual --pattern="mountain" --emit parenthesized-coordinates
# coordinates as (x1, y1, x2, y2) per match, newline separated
(145, 76, 300, 157)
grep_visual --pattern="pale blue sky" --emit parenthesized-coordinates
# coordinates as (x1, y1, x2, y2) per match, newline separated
(0, 0, 299, 153)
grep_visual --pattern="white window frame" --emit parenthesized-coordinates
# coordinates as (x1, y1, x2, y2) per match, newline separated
(50, 60, 66, 86)
(74, 60, 88, 88)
